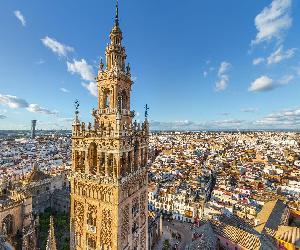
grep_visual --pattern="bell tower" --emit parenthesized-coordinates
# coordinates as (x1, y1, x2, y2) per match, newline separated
(70, 1, 149, 250)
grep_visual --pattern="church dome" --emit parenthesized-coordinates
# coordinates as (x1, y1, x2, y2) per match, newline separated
(27, 163, 50, 183)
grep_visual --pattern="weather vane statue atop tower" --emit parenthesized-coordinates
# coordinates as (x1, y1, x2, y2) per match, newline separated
(74, 100, 80, 113)
(144, 104, 149, 119)
(115, 0, 119, 26)
(73, 99, 80, 124)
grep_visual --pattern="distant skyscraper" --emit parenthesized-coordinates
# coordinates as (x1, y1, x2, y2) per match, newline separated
(31, 120, 37, 139)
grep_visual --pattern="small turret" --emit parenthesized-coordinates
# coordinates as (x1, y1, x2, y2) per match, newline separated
(99, 58, 104, 72)
(72, 100, 81, 136)
(45, 216, 57, 250)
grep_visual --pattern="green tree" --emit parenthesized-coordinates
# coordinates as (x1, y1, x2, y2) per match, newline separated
(162, 239, 170, 250)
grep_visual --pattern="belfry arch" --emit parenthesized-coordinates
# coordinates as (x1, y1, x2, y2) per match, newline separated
(2, 214, 13, 235)
(88, 142, 97, 174)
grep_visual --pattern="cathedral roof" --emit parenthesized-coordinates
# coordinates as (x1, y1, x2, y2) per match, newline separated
(210, 214, 277, 250)
(189, 222, 217, 250)
(276, 226, 300, 245)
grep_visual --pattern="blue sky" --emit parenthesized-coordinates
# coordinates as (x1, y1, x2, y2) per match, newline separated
(0, 0, 300, 130)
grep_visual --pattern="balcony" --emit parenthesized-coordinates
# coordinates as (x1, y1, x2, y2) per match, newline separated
(86, 224, 97, 234)
(97, 108, 133, 116)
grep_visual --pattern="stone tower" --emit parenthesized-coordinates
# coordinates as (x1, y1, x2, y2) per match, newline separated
(70, 2, 149, 250)
(31, 120, 37, 139)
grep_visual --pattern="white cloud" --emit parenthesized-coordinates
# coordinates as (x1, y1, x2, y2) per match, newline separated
(267, 46, 296, 64)
(0, 93, 57, 115)
(248, 76, 275, 92)
(82, 82, 97, 97)
(209, 119, 245, 127)
(241, 108, 259, 113)
(219, 112, 231, 116)
(41, 36, 74, 57)
(14, 10, 26, 26)
(278, 74, 294, 84)
(215, 78, 228, 91)
(60, 87, 70, 93)
(203, 64, 214, 78)
(295, 67, 300, 76)
(150, 120, 197, 131)
(256, 108, 300, 127)
(0, 94, 29, 108)
(26, 104, 58, 115)
(252, 0, 292, 45)
(253, 57, 265, 65)
(249, 74, 294, 92)
(215, 61, 231, 91)
(59, 117, 73, 122)
(150, 119, 247, 131)
(36, 59, 45, 65)
(67, 59, 94, 81)
(218, 61, 231, 77)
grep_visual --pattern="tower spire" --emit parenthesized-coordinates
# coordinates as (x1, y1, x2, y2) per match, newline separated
(115, 0, 119, 26)
(46, 216, 57, 250)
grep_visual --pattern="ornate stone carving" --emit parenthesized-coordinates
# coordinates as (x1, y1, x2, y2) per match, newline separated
(121, 205, 129, 245)
(100, 209, 112, 247)
(140, 192, 146, 225)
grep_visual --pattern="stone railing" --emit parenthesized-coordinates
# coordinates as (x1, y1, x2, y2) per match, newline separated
(120, 166, 147, 185)
(97, 108, 132, 116)
(71, 172, 118, 185)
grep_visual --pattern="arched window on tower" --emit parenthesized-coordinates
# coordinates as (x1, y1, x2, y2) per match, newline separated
(134, 141, 139, 171)
(140, 148, 144, 167)
(103, 89, 111, 109)
(87, 210, 96, 227)
(88, 143, 97, 175)
(87, 237, 96, 249)
(121, 90, 128, 110)
(2, 214, 13, 235)
(117, 95, 122, 111)
(127, 152, 132, 173)
(76, 151, 85, 173)
(74, 151, 80, 172)
(121, 153, 126, 177)
(107, 154, 114, 177)
(105, 94, 110, 108)
(99, 152, 105, 176)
